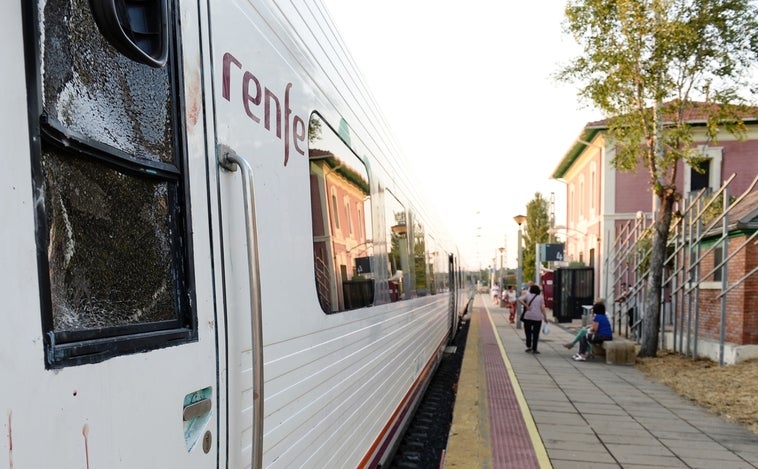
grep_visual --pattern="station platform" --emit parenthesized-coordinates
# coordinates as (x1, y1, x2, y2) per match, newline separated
(443, 294, 758, 469)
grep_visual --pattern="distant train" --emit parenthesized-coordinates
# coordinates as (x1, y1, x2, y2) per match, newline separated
(1, 1, 472, 467)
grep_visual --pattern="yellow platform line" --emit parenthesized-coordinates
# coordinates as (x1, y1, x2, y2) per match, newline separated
(484, 303, 552, 469)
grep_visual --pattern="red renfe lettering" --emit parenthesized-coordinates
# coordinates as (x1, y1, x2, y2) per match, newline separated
(221, 51, 306, 166)
(242, 71, 262, 124)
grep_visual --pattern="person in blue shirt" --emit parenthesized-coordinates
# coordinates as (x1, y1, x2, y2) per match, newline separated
(573, 300, 613, 361)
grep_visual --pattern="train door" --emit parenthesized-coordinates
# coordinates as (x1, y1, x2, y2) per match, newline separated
(448, 254, 459, 339)
(8, 1, 220, 467)
(207, 2, 282, 467)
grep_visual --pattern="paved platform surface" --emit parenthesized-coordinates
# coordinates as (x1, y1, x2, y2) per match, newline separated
(444, 294, 758, 468)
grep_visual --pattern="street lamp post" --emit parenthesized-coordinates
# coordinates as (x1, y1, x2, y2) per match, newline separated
(491, 257, 496, 291)
(498, 246, 505, 290)
(514, 214, 527, 329)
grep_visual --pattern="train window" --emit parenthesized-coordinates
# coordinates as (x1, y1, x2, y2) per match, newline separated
(412, 219, 429, 296)
(427, 239, 448, 294)
(309, 114, 373, 313)
(25, 0, 194, 367)
(386, 191, 408, 302)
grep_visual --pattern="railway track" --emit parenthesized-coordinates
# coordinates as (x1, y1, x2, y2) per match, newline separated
(388, 316, 470, 468)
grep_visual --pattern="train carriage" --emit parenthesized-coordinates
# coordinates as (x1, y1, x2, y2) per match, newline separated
(1, 0, 471, 467)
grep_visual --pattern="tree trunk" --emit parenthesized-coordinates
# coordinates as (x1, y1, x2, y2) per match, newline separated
(638, 194, 676, 357)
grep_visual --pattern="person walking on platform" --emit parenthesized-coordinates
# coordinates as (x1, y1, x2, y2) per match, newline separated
(506, 285, 517, 323)
(491, 284, 500, 306)
(519, 284, 547, 354)
(572, 301, 612, 361)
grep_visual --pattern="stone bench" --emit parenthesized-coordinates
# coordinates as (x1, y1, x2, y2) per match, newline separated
(592, 338, 637, 365)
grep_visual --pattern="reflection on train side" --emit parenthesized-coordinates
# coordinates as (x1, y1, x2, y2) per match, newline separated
(308, 113, 448, 313)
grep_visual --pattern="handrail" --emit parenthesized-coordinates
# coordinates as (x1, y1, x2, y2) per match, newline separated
(218, 144, 264, 469)
(606, 173, 758, 364)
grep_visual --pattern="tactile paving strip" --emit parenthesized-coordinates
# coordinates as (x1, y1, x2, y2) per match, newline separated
(480, 312, 541, 468)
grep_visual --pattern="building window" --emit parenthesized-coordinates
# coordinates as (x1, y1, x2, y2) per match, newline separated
(345, 200, 353, 236)
(569, 185, 576, 222)
(690, 162, 710, 192)
(356, 205, 363, 240)
(684, 146, 723, 195)
(590, 163, 596, 215)
(579, 175, 585, 219)
(27, 0, 195, 367)
(331, 190, 340, 230)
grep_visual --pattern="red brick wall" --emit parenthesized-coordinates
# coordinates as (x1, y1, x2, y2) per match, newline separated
(722, 140, 758, 194)
(694, 234, 758, 345)
(614, 162, 652, 213)
(612, 139, 758, 215)
(742, 238, 758, 344)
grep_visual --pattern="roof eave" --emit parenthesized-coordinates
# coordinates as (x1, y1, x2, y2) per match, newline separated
(551, 126, 606, 180)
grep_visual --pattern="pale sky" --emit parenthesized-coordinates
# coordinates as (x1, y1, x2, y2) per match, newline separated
(322, 0, 603, 270)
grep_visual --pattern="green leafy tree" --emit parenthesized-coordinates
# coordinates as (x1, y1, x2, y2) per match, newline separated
(558, 0, 758, 356)
(523, 193, 551, 282)
(480, 268, 489, 284)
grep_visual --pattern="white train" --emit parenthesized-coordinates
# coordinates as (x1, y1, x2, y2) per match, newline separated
(1, 1, 472, 467)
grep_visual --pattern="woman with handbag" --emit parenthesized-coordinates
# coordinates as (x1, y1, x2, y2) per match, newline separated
(519, 284, 548, 354)
(573, 301, 612, 361)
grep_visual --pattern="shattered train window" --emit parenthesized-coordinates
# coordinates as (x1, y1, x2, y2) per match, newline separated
(27, 0, 195, 367)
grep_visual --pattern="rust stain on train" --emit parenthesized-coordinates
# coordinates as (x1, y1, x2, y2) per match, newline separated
(187, 66, 202, 129)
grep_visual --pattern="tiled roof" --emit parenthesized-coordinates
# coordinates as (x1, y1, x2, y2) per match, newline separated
(702, 188, 758, 238)
(729, 189, 758, 228)
(552, 101, 758, 180)
(583, 101, 758, 127)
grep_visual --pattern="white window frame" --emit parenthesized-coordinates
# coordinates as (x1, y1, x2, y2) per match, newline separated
(590, 163, 597, 215)
(578, 175, 585, 219)
(683, 146, 723, 194)
(345, 198, 353, 236)
(331, 188, 340, 230)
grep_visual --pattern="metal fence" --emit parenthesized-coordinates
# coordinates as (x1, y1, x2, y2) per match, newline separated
(604, 173, 758, 365)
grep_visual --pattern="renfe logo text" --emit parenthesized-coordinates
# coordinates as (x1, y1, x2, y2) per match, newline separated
(221, 52, 306, 166)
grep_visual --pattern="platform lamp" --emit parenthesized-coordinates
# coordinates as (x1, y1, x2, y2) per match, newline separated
(491, 257, 496, 291)
(514, 214, 527, 329)
(498, 246, 505, 290)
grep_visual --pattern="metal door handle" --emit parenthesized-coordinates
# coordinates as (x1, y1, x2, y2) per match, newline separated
(183, 398, 212, 421)
(219, 144, 264, 469)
